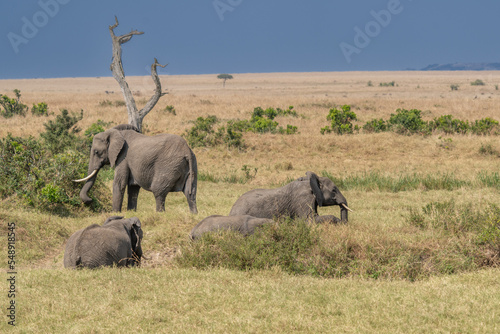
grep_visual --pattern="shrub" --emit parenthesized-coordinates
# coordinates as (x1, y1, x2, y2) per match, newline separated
(470, 118, 500, 135)
(0, 134, 110, 213)
(184, 115, 222, 148)
(0, 89, 28, 118)
(278, 124, 298, 135)
(0, 134, 44, 201)
(321, 105, 358, 135)
(184, 107, 298, 148)
(363, 118, 387, 133)
(379, 81, 395, 87)
(450, 84, 459, 91)
(83, 119, 113, 149)
(40, 109, 83, 154)
(31, 102, 49, 116)
(428, 115, 469, 134)
(163, 105, 176, 115)
(471, 79, 485, 86)
(249, 106, 298, 134)
(388, 108, 426, 134)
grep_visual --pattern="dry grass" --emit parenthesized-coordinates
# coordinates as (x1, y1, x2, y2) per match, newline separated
(5, 267, 500, 333)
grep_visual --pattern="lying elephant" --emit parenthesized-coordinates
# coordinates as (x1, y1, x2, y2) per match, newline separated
(64, 216, 143, 269)
(229, 171, 352, 222)
(190, 215, 273, 240)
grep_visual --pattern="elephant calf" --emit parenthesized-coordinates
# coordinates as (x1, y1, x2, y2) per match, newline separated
(64, 216, 143, 269)
(190, 215, 274, 240)
(229, 171, 352, 223)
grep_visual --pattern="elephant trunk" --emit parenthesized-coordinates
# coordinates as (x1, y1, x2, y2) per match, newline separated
(79, 170, 98, 204)
(341, 206, 348, 222)
(340, 202, 352, 222)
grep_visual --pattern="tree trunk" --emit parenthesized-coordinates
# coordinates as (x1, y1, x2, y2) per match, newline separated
(109, 16, 167, 132)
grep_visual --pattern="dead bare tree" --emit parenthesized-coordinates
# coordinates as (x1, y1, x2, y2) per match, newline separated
(109, 16, 167, 132)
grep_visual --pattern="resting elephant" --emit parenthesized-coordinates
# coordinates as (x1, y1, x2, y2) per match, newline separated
(64, 216, 143, 268)
(229, 171, 352, 222)
(190, 215, 273, 240)
(75, 124, 198, 213)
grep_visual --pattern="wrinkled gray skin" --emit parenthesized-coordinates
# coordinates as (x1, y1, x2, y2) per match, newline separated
(64, 216, 143, 269)
(229, 171, 349, 223)
(79, 124, 197, 213)
(190, 215, 273, 240)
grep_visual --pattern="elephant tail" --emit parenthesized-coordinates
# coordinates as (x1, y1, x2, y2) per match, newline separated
(184, 150, 198, 214)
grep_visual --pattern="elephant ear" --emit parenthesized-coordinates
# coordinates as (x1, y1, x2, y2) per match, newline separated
(124, 217, 142, 254)
(107, 129, 125, 168)
(307, 171, 325, 207)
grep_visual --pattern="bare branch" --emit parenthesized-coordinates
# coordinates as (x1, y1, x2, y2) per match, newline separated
(109, 17, 166, 131)
(138, 58, 168, 121)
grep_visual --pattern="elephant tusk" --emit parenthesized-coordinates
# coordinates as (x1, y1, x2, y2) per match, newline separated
(73, 169, 98, 182)
(341, 203, 353, 212)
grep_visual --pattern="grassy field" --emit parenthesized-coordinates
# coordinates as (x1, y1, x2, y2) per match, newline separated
(1, 71, 499, 332)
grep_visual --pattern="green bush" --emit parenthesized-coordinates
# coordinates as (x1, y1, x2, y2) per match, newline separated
(31, 102, 49, 117)
(83, 119, 113, 149)
(40, 109, 83, 154)
(321, 105, 358, 135)
(470, 118, 499, 135)
(428, 115, 469, 134)
(278, 124, 298, 135)
(248, 106, 298, 134)
(0, 134, 44, 201)
(471, 79, 485, 86)
(219, 121, 245, 148)
(163, 105, 176, 115)
(363, 118, 387, 133)
(379, 81, 395, 87)
(0, 134, 110, 214)
(184, 107, 299, 148)
(184, 115, 224, 148)
(0, 89, 28, 118)
(388, 108, 426, 134)
(450, 84, 459, 91)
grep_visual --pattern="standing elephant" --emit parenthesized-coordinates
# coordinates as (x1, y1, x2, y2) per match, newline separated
(190, 215, 274, 240)
(229, 171, 352, 222)
(75, 124, 198, 213)
(64, 216, 143, 268)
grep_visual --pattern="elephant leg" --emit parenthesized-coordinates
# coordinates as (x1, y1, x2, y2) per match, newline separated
(127, 185, 141, 211)
(112, 180, 127, 212)
(183, 186, 198, 214)
(155, 193, 167, 212)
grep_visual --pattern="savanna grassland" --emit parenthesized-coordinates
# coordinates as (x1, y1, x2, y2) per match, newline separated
(1, 71, 499, 333)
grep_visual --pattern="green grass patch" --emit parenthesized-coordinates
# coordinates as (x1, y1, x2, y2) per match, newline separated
(320, 170, 500, 192)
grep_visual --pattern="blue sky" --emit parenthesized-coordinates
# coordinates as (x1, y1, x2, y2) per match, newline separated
(1, 0, 499, 79)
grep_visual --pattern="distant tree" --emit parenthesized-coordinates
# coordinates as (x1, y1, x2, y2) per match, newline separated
(109, 16, 167, 132)
(217, 73, 233, 88)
